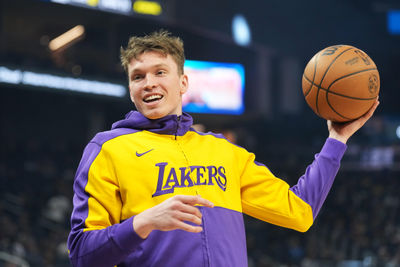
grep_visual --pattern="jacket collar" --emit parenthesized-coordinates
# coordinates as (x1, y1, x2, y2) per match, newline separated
(111, 111, 193, 136)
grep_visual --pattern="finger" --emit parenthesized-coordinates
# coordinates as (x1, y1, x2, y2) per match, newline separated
(359, 99, 380, 123)
(174, 195, 214, 208)
(173, 220, 203, 233)
(177, 204, 203, 219)
(175, 211, 202, 225)
(365, 99, 379, 116)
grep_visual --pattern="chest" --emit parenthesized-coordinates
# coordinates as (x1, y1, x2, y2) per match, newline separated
(109, 132, 243, 216)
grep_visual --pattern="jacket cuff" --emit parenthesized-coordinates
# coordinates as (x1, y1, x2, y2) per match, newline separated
(110, 216, 145, 254)
(321, 138, 347, 161)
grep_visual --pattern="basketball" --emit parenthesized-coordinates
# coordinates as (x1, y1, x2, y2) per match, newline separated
(302, 45, 380, 122)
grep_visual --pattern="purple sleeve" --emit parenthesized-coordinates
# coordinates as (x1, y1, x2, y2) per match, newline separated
(67, 142, 144, 267)
(289, 138, 347, 220)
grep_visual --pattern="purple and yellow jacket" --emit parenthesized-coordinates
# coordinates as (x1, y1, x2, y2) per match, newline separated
(67, 111, 347, 267)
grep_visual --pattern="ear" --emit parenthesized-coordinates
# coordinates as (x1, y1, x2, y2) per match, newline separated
(179, 74, 188, 95)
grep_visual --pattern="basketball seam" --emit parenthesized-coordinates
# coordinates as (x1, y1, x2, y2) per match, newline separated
(314, 46, 354, 116)
(303, 68, 378, 100)
(324, 67, 378, 120)
(303, 53, 319, 97)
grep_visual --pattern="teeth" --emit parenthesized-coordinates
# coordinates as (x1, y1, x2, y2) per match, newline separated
(144, 95, 162, 102)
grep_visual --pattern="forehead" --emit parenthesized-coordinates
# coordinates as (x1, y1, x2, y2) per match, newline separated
(128, 51, 178, 73)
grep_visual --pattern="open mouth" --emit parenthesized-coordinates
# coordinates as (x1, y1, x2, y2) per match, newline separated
(143, 94, 163, 103)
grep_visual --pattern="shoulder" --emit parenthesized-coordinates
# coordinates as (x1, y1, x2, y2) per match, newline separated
(189, 128, 226, 140)
(188, 128, 247, 151)
(90, 128, 141, 147)
(188, 128, 231, 142)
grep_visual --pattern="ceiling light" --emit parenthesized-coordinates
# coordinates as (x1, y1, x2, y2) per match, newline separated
(232, 14, 251, 46)
(49, 25, 85, 52)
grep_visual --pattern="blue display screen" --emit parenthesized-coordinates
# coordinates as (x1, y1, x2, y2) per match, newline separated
(183, 60, 245, 115)
(388, 10, 400, 34)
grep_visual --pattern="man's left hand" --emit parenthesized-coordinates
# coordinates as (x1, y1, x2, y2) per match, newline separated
(328, 99, 380, 144)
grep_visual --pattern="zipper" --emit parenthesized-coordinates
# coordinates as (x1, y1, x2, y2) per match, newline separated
(201, 207, 211, 267)
(173, 115, 207, 265)
(174, 116, 181, 140)
(173, 115, 199, 194)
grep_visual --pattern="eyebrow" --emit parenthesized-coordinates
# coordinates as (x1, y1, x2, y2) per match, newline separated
(129, 63, 170, 76)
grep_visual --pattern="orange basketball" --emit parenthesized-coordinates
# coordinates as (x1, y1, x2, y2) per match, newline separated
(302, 45, 380, 122)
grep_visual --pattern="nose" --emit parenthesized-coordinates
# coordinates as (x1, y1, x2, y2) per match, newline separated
(143, 75, 157, 90)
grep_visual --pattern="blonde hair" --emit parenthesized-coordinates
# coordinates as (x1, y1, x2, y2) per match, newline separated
(120, 30, 185, 75)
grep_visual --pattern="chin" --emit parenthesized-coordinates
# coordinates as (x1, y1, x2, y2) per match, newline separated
(138, 106, 181, 120)
(141, 110, 165, 120)
(146, 114, 163, 120)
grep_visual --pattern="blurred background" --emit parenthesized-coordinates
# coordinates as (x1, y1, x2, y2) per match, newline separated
(0, 0, 400, 266)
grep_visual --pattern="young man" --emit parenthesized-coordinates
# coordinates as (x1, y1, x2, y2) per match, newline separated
(67, 30, 379, 266)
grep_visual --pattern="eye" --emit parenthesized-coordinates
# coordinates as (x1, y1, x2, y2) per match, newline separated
(131, 74, 143, 81)
(156, 70, 166, 76)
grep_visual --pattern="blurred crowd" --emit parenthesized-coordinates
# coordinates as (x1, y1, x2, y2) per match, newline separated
(1, 119, 400, 267)
(0, 135, 78, 267)
(246, 169, 400, 267)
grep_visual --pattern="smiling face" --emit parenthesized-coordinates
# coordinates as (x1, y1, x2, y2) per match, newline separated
(127, 51, 188, 119)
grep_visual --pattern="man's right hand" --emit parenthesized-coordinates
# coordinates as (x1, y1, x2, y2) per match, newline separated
(132, 195, 214, 239)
